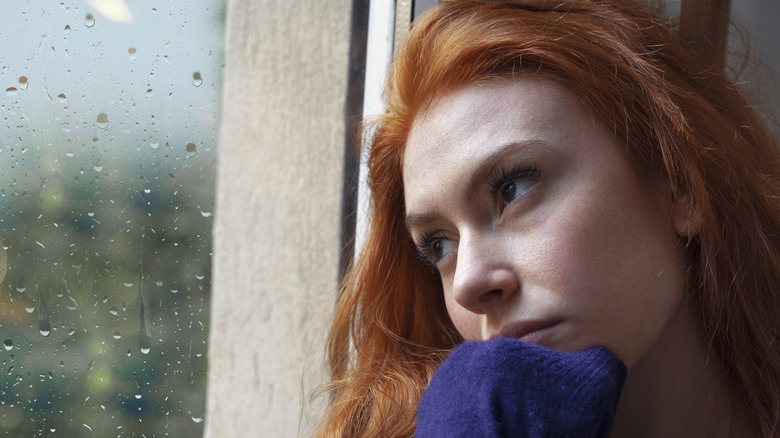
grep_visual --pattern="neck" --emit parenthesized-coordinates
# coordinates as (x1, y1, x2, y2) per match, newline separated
(609, 301, 751, 438)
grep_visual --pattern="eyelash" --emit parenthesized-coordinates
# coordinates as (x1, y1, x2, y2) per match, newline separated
(414, 230, 448, 267)
(488, 163, 541, 205)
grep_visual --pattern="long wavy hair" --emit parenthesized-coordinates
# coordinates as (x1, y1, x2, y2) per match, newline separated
(316, 1, 780, 436)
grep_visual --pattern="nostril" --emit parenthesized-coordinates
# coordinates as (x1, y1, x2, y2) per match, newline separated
(478, 289, 503, 303)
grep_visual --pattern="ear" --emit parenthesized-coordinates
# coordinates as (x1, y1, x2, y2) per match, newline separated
(671, 193, 702, 237)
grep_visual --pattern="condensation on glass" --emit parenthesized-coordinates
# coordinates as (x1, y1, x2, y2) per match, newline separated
(0, 0, 222, 435)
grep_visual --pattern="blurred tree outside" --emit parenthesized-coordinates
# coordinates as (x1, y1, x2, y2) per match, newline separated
(0, 0, 223, 436)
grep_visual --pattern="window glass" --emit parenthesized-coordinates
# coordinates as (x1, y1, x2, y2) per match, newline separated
(0, 0, 222, 435)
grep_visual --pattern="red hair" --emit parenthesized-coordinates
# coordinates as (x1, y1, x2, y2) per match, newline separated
(316, 1, 780, 436)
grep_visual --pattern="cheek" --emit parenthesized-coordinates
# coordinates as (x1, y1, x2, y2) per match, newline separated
(537, 195, 687, 366)
(443, 287, 483, 340)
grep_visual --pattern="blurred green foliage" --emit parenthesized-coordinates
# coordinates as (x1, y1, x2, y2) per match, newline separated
(0, 1, 222, 436)
(0, 140, 213, 436)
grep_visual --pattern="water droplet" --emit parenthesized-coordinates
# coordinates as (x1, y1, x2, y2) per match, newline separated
(112, 331, 121, 340)
(64, 24, 71, 33)
(135, 391, 142, 399)
(67, 296, 78, 310)
(200, 211, 212, 218)
(170, 289, 178, 294)
(186, 142, 197, 153)
(93, 165, 103, 172)
(128, 47, 137, 60)
(149, 142, 159, 149)
(38, 287, 51, 337)
(123, 282, 134, 287)
(85, 14, 95, 27)
(25, 306, 35, 313)
(155, 281, 163, 287)
(39, 320, 51, 337)
(96, 113, 108, 129)
(139, 282, 152, 354)
(109, 306, 118, 316)
(65, 149, 74, 158)
(5, 87, 18, 96)
(57, 93, 66, 103)
(192, 72, 202, 87)
(3, 340, 13, 351)
(191, 416, 204, 424)
(15, 286, 26, 293)
(146, 88, 153, 97)
(18, 76, 28, 90)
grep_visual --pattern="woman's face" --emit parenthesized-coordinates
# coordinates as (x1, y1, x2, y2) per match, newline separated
(402, 76, 696, 368)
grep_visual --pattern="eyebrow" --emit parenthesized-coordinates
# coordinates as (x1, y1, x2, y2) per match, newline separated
(404, 140, 546, 231)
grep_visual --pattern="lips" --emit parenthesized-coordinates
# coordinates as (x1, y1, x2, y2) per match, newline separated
(495, 320, 560, 345)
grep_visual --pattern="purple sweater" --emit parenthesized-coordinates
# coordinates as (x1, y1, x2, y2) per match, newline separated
(415, 338, 626, 437)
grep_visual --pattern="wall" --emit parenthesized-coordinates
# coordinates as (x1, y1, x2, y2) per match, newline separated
(205, 0, 352, 436)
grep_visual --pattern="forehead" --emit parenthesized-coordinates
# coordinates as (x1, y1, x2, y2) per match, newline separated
(402, 76, 587, 202)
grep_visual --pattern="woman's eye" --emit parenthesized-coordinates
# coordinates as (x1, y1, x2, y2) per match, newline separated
(431, 238, 456, 261)
(416, 234, 457, 265)
(499, 179, 534, 205)
(490, 164, 540, 207)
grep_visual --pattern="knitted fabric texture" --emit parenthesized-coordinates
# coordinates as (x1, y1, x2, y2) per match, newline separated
(415, 338, 627, 437)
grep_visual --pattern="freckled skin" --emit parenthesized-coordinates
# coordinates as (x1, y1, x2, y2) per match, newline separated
(402, 76, 694, 370)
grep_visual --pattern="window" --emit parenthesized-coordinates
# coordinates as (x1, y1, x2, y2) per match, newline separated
(0, 0, 223, 435)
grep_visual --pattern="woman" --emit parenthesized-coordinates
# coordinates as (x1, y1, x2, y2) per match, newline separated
(317, 0, 780, 436)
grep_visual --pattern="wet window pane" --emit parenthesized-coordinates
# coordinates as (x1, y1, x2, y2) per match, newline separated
(0, 0, 222, 435)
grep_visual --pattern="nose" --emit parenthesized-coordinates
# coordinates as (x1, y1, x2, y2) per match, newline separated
(450, 233, 519, 315)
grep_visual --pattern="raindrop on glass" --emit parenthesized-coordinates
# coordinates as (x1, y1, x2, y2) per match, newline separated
(149, 142, 159, 149)
(39, 320, 51, 337)
(64, 24, 71, 34)
(146, 88, 153, 97)
(200, 211, 212, 218)
(85, 13, 95, 27)
(3, 340, 13, 351)
(109, 306, 118, 316)
(57, 93, 66, 103)
(128, 47, 137, 60)
(96, 113, 109, 129)
(186, 142, 197, 153)
(18, 76, 28, 90)
(112, 331, 121, 340)
(192, 72, 202, 87)
(5, 87, 17, 96)
(191, 416, 204, 424)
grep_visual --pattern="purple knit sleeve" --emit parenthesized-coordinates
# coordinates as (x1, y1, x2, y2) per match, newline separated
(415, 338, 627, 438)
